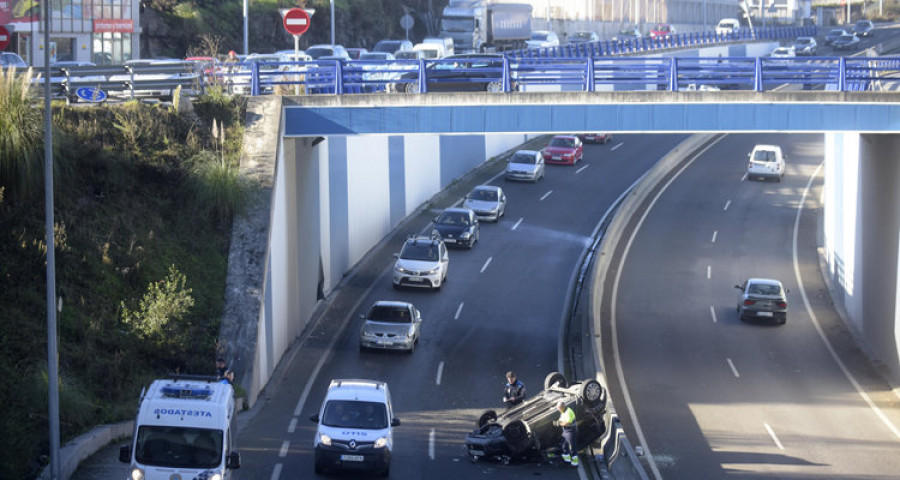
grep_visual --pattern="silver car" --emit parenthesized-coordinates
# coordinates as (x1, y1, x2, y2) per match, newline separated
(359, 301, 422, 353)
(735, 278, 788, 325)
(463, 185, 507, 221)
(505, 150, 545, 182)
(392, 235, 449, 289)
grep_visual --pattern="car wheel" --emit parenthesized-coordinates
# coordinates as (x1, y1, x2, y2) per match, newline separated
(486, 81, 503, 92)
(544, 372, 568, 389)
(502, 419, 529, 448)
(579, 379, 605, 408)
(478, 409, 498, 427)
(407, 340, 415, 354)
(379, 465, 390, 477)
(314, 463, 323, 474)
(404, 82, 419, 94)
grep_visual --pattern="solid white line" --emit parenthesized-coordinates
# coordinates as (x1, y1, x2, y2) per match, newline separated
(288, 417, 297, 433)
(726, 358, 740, 378)
(711, 230, 718, 243)
(611, 142, 623, 151)
(480, 257, 492, 274)
(454, 302, 464, 320)
(610, 135, 726, 480)
(741, 172, 748, 182)
(270, 463, 283, 480)
(707, 265, 711, 279)
(764, 423, 784, 450)
(576, 164, 590, 174)
(279, 440, 290, 457)
(710, 306, 717, 323)
(512, 218, 523, 230)
(792, 162, 900, 441)
(540, 190, 553, 201)
(429, 429, 436, 460)
(723, 199, 731, 211)
(436, 361, 444, 386)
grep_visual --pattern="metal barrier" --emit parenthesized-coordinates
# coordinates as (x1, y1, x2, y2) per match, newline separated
(26, 62, 205, 102)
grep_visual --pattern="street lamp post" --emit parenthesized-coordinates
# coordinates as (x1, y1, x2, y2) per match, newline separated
(331, 0, 335, 45)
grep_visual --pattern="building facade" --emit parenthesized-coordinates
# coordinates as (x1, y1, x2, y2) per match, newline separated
(0, 0, 140, 66)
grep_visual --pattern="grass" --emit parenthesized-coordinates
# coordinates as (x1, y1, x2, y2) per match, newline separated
(0, 85, 246, 478)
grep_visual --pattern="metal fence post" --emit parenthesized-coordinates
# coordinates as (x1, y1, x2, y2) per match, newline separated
(669, 57, 678, 91)
(754, 57, 763, 92)
(251, 62, 260, 96)
(417, 58, 427, 93)
(502, 57, 511, 92)
(838, 57, 847, 91)
(586, 57, 595, 92)
(334, 60, 343, 94)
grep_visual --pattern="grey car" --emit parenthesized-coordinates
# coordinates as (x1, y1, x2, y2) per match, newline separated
(735, 278, 788, 324)
(359, 300, 422, 353)
(505, 150, 545, 182)
(463, 185, 507, 221)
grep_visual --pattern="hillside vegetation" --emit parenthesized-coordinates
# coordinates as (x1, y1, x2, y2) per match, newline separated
(0, 70, 247, 478)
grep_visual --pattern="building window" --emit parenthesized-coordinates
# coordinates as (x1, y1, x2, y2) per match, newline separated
(92, 32, 131, 64)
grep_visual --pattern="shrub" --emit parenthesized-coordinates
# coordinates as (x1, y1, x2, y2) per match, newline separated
(0, 67, 43, 198)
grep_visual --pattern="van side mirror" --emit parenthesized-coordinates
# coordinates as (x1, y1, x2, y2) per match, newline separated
(226, 451, 241, 469)
(118, 444, 132, 463)
(734, 284, 742, 289)
(309, 413, 320, 422)
(391, 418, 401, 427)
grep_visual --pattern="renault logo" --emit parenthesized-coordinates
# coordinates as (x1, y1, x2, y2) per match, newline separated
(349, 439, 357, 449)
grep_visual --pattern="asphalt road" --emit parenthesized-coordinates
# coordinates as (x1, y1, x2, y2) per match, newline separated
(600, 133, 900, 479)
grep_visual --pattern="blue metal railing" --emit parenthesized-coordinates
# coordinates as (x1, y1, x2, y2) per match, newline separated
(229, 55, 896, 95)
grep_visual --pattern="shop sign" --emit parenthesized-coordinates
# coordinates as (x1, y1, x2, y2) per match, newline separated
(93, 19, 134, 33)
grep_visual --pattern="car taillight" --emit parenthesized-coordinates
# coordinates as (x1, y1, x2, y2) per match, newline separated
(776, 301, 787, 308)
(743, 300, 756, 306)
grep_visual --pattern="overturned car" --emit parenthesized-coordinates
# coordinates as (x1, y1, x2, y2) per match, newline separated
(465, 372, 607, 463)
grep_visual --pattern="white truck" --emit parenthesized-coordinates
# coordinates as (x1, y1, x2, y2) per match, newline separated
(119, 376, 241, 480)
(439, 0, 532, 53)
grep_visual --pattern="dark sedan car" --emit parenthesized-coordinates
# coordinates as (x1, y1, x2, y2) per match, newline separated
(431, 207, 479, 248)
(854, 19, 874, 37)
(825, 28, 849, 45)
(735, 278, 788, 324)
(832, 33, 861, 50)
(394, 54, 514, 93)
(465, 372, 607, 463)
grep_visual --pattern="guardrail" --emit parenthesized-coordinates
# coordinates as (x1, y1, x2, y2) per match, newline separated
(224, 55, 898, 95)
(28, 61, 205, 102)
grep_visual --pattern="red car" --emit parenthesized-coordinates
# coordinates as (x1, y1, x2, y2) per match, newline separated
(542, 135, 583, 165)
(649, 23, 676, 38)
(578, 133, 612, 144)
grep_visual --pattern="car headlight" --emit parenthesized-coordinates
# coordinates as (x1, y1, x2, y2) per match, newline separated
(395, 266, 412, 274)
(374, 437, 388, 448)
(460, 232, 471, 239)
(361, 330, 376, 338)
(320, 433, 332, 446)
(130, 468, 145, 480)
(209, 474, 223, 480)
(424, 268, 439, 275)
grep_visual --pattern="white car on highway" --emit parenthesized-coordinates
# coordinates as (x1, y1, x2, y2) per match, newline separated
(746, 144, 786, 181)
(392, 235, 449, 290)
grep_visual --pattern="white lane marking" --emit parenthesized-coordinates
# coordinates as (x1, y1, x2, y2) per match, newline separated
(710, 306, 717, 323)
(512, 218, 523, 230)
(792, 162, 900, 440)
(609, 135, 725, 480)
(741, 172, 749, 182)
(270, 463, 283, 480)
(454, 302, 464, 320)
(707, 265, 711, 279)
(764, 423, 784, 450)
(711, 230, 718, 243)
(726, 358, 740, 378)
(576, 164, 590, 174)
(723, 199, 731, 211)
(436, 361, 444, 386)
(540, 190, 553, 201)
(288, 417, 297, 433)
(429, 429, 436, 460)
(611, 142, 623, 151)
(480, 257, 492, 274)
(279, 440, 290, 457)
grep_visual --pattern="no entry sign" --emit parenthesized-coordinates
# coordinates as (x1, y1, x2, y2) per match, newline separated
(0, 26, 10, 51)
(282, 8, 311, 36)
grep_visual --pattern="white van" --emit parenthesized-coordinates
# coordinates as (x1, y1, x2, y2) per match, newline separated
(310, 379, 400, 476)
(119, 376, 241, 480)
(422, 36, 455, 57)
(716, 18, 741, 36)
(747, 144, 786, 181)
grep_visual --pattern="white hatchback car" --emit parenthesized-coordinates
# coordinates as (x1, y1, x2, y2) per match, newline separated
(392, 235, 449, 289)
(747, 144, 786, 181)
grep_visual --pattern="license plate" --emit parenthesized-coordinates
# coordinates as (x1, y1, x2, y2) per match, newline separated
(470, 450, 485, 457)
(444, 238, 456, 244)
(757, 311, 773, 317)
(377, 339, 392, 345)
(341, 454, 364, 462)
(553, 155, 561, 160)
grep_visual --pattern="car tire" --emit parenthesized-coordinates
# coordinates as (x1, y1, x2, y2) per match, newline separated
(407, 340, 415, 354)
(544, 372, 567, 389)
(486, 81, 503, 92)
(502, 419, 529, 447)
(404, 82, 419, 94)
(379, 465, 390, 477)
(579, 379, 605, 408)
(478, 409, 498, 427)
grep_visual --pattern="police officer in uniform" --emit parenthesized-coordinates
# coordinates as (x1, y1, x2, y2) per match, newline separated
(554, 400, 578, 467)
(502, 371, 526, 409)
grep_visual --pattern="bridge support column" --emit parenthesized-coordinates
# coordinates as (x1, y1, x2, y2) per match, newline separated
(823, 132, 900, 385)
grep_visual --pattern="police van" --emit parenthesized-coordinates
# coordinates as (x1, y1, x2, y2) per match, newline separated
(309, 379, 400, 476)
(119, 376, 241, 480)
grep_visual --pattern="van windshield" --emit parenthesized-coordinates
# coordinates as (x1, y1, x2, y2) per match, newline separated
(323, 400, 389, 429)
(134, 426, 223, 468)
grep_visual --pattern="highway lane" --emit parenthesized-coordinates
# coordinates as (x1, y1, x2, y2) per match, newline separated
(603, 133, 900, 479)
(235, 133, 689, 479)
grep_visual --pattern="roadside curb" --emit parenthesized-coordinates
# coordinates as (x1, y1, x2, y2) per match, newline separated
(38, 421, 132, 480)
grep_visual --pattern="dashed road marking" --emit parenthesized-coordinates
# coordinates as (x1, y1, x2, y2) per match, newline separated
(540, 191, 553, 201)
(512, 218, 523, 230)
(726, 358, 740, 378)
(480, 257, 492, 274)
(764, 423, 784, 450)
(436, 361, 444, 386)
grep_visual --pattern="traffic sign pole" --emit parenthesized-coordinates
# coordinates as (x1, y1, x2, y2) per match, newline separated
(294, 34, 300, 96)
